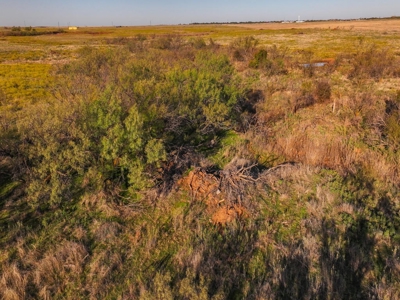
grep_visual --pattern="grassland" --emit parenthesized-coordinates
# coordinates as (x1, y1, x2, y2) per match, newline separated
(1, 20, 400, 103)
(1, 20, 400, 299)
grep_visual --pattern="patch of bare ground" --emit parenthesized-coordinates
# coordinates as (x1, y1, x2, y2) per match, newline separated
(178, 158, 258, 225)
(228, 19, 400, 32)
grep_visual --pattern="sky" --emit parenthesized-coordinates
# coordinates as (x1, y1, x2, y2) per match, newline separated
(0, 0, 399, 27)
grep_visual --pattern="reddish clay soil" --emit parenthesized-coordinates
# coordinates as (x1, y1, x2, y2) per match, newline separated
(179, 169, 248, 226)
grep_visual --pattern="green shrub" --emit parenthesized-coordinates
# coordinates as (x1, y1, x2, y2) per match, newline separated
(230, 36, 259, 52)
(3, 30, 400, 300)
(14, 46, 244, 207)
(229, 36, 259, 61)
(249, 49, 269, 69)
(249, 46, 287, 75)
(189, 37, 206, 49)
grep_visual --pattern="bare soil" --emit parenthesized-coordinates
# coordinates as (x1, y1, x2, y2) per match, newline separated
(179, 169, 248, 225)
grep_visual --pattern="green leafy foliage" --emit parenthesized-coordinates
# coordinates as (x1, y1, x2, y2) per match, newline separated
(1, 31, 400, 300)
(249, 49, 269, 68)
(249, 46, 288, 75)
(10, 45, 243, 208)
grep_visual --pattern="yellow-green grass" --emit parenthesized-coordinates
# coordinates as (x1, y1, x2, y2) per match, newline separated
(0, 63, 52, 103)
(1, 24, 400, 107)
(0, 50, 47, 62)
(1, 24, 400, 62)
(1, 22, 400, 299)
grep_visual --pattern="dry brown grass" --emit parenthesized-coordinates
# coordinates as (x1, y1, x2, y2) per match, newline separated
(34, 241, 88, 299)
(229, 19, 400, 32)
(0, 263, 27, 300)
(81, 191, 120, 218)
(85, 250, 124, 299)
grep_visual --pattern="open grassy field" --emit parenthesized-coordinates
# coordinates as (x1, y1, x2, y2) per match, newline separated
(0, 20, 397, 107)
(230, 18, 400, 32)
(1, 19, 400, 299)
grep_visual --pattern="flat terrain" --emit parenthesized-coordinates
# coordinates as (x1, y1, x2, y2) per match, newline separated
(229, 18, 400, 32)
(1, 20, 400, 107)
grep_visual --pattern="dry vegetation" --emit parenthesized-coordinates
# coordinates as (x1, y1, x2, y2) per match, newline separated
(229, 18, 400, 32)
(1, 20, 400, 299)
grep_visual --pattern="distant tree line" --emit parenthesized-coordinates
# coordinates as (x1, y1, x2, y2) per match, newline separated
(1, 26, 65, 36)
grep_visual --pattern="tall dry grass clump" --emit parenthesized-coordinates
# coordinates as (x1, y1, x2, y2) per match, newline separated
(34, 242, 88, 298)
(348, 45, 397, 80)
(0, 263, 27, 300)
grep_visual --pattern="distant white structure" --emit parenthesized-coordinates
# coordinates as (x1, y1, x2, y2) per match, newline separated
(296, 16, 305, 23)
(68, 26, 78, 30)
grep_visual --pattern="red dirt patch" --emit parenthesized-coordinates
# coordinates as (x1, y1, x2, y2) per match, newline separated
(179, 169, 248, 225)
(211, 205, 248, 225)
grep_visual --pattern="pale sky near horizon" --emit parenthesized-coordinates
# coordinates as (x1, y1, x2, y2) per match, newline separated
(0, 0, 399, 27)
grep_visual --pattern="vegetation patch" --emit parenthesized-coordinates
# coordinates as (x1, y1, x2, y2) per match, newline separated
(1, 24, 400, 299)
